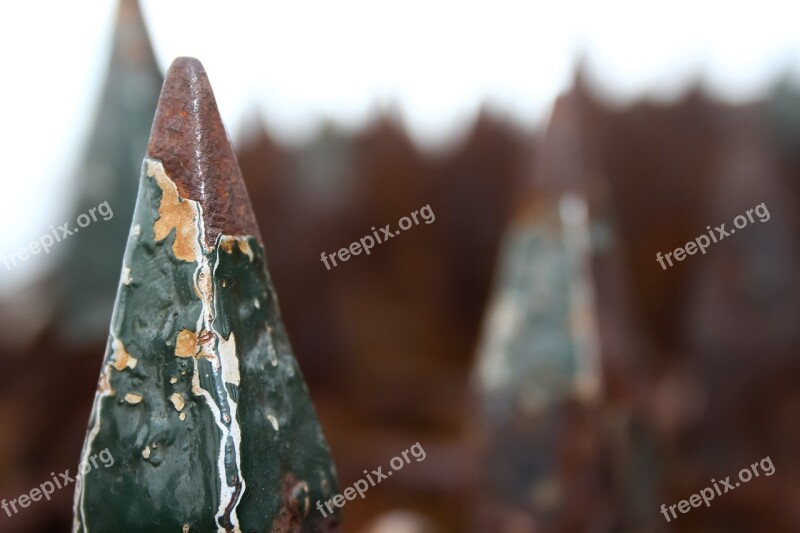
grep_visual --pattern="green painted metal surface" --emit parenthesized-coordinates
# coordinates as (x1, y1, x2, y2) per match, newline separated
(73, 156, 339, 532)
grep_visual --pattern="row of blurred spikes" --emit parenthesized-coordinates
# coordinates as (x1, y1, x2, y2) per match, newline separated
(1, 0, 800, 531)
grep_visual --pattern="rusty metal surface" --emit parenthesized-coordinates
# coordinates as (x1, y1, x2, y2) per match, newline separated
(147, 57, 261, 249)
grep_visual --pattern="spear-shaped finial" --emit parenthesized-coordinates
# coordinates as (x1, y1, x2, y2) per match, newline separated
(73, 57, 340, 533)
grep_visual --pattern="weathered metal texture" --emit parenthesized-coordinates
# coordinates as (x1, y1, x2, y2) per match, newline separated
(58, 0, 164, 343)
(73, 58, 340, 533)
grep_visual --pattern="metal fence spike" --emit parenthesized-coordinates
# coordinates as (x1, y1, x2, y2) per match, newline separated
(73, 56, 341, 533)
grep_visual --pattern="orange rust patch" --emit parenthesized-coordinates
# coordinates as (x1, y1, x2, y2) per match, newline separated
(175, 329, 198, 358)
(147, 159, 204, 262)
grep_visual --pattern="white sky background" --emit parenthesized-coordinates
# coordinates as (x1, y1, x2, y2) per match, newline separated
(0, 0, 798, 291)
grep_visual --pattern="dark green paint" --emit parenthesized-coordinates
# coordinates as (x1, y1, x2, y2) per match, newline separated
(74, 159, 339, 532)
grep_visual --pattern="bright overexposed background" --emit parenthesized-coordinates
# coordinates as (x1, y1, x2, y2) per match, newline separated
(0, 0, 798, 291)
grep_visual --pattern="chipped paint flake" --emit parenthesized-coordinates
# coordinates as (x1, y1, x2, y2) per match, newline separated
(78, 159, 300, 532)
(175, 329, 198, 358)
(147, 159, 205, 262)
(219, 235, 254, 261)
(267, 414, 279, 432)
(266, 326, 278, 367)
(170, 393, 186, 412)
(125, 393, 143, 405)
(122, 266, 133, 285)
(110, 338, 138, 371)
(218, 332, 240, 387)
(96, 366, 115, 396)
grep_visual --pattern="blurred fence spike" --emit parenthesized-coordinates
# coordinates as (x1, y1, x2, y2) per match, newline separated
(58, 0, 164, 344)
(474, 93, 609, 531)
(73, 57, 340, 533)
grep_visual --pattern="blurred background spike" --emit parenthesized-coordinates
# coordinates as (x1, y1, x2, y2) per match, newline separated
(472, 88, 666, 532)
(73, 57, 340, 533)
(57, 0, 164, 344)
(0, 1, 162, 531)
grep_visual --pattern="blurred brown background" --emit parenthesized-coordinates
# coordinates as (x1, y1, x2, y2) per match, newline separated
(1, 1, 799, 532)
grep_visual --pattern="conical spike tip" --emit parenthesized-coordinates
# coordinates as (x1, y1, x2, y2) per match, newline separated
(147, 57, 260, 247)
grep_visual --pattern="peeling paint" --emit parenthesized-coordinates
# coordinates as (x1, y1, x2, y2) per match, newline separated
(75, 156, 338, 532)
(125, 393, 143, 405)
(110, 338, 138, 371)
(96, 367, 115, 396)
(266, 326, 278, 367)
(175, 329, 198, 358)
(218, 332, 240, 387)
(170, 393, 185, 412)
(219, 235, 254, 261)
(148, 159, 205, 262)
(122, 266, 133, 286)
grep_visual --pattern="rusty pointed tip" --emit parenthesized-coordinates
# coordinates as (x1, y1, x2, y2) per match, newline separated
(147, 56, 261, 248)
(165, 56, 206, 79)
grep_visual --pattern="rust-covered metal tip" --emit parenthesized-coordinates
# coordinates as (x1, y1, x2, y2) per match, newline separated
(147, 56, 261, 247)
